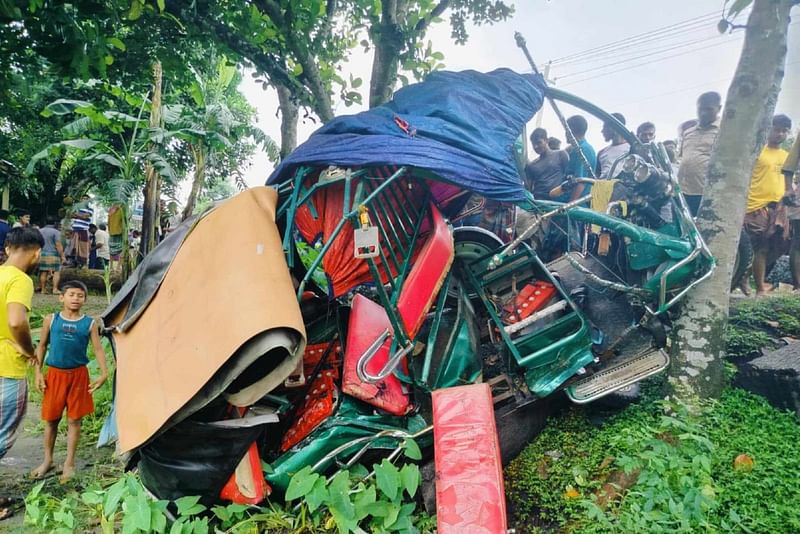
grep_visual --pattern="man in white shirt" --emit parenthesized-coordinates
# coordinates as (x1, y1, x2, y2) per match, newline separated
(596, 113, 631, 179)
(89, 223, 111, 269)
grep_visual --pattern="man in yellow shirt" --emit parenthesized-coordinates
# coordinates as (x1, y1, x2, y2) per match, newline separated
(743, 114, 792, 295)
(0, 228, 42, 483)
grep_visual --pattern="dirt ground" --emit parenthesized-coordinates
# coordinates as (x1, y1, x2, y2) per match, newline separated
(0, 293, 119, 532)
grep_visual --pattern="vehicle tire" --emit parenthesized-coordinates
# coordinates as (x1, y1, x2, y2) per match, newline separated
(447, 226, 505, 303)
(731, 230, 753, 291)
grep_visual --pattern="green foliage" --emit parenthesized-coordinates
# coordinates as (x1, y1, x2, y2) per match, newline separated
(725, 295, 800, 357)
(505, 389, 800, 533)
(283, 455, 428, 534)
(23, 442, 433, 533)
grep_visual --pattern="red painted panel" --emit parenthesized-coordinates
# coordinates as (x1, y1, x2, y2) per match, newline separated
(396, 203, 455, 336)
(433, 383, 507, 534)
(342, 294, 411, 415)
(219, 442, 271, 505)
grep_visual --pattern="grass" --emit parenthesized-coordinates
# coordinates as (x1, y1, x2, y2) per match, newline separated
(726, 294, 800, 358)
(505, 294, 800, 533)
(506, 389, 800, 533)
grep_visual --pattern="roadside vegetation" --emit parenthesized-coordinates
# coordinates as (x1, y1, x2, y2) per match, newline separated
(505, 294, 800, 533)
(10, 290, 800, 534)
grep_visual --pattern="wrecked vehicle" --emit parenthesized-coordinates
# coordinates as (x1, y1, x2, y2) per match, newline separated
(99, 66, 714, 527)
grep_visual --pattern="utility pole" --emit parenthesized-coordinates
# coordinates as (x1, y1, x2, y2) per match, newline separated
(534, 61, 553, 128)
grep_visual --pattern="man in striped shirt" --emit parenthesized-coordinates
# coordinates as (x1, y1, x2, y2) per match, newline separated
(69, 195, 93, 268)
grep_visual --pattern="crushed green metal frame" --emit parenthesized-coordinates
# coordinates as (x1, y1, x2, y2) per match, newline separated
(266, 86, 716, 487)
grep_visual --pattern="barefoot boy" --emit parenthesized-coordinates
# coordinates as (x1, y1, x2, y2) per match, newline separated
(32, 280, 108, 482)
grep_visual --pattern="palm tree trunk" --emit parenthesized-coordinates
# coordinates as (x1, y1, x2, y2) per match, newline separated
(668, 0, 794, 403)
(140, 60, 163, 258)
(182, 144, 207, 221)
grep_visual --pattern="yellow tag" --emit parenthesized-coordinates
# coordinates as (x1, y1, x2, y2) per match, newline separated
(358, 206, 370, 226)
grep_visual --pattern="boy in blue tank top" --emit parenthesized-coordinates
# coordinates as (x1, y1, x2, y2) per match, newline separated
(31, 280, 108, 482)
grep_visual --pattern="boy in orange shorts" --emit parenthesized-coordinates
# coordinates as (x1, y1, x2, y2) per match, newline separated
(31, 280, 108, 482)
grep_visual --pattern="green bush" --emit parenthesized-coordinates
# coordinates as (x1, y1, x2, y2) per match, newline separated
(23, 440, 435, 534)
(725, 295, 800, 357)
(505, 389, 800, 533)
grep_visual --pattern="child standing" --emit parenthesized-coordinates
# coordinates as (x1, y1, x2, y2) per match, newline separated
(31, 280, 108, 482)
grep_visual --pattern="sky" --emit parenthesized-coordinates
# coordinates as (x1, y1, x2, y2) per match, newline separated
(236, 0, 799, 188)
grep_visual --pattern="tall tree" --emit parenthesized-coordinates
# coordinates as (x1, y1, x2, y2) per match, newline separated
(176, 59, 279, 220)
(668, 0, 796, 403)
(358, 0, 514, 107)
(140, 60, 163, 257)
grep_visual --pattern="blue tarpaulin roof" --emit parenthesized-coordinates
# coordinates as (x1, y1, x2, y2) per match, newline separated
(267, 69, 546, 203)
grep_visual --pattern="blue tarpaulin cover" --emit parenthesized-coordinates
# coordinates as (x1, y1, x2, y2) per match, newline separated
(267, 69, 545, 203)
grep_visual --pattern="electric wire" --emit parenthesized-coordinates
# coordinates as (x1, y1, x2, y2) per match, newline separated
(556, 33, 729, 80)
(550, 11, 722, 65)
(560, 37, 745, 87)
(554, 23, 720, 70)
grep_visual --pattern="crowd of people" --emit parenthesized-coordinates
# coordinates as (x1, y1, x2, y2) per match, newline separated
(520, 91, 799, 296)
(0, 201, 142, 294)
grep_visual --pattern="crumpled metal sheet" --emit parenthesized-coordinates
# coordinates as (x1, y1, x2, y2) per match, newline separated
(433, 383, 507, 534)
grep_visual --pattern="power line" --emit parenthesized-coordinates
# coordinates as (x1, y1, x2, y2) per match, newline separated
(560, 37, 745, 87)
(556, 33, 727, 80)
(554, 22, 719, 69)
(553, 16, 722, 68)
(550, 11, 722, 64)
(559, 19, 798, 87)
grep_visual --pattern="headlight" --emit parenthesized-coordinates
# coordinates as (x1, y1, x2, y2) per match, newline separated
(634, 164, 652, 183)
(622, 154, 641, 173)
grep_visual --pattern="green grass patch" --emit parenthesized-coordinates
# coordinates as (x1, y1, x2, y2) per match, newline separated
(506, 389, 800, 533)
(726, 295, 800, 358)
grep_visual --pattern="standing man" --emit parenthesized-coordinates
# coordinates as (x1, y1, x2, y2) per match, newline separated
(784, 135, 800, 291)
(90, 223, 110, 269)
(12, 211, 30, 228)
(524, 128, 570, 200)
(564, 115, 598, 200)
(0, 228, 43, 499)
(38, 217, 66, 294)
(743, 114, 792, 296)
(69, 195, 93, 268)
(677, 92, 722, 216)
(637, 122, 656, 144)
(0, 210, 10, 264)
(596, 113, 631, 178)
(519, 128, 570, 258)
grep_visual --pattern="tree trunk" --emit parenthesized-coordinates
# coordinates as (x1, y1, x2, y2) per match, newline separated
(140, 60, 163, 258)
(276, 83, 298, 159)
(668, 0, 794, 403)
(182, 143, 206, 221)
(369, 2, 405, 108)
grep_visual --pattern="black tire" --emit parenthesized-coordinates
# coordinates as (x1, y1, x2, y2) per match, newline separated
(731, 230, 753, 291)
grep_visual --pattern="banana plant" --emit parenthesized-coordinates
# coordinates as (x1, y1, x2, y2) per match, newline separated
(25, 97, 177, 188)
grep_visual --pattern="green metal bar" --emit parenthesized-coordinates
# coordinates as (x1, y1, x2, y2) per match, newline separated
(389, 190, 430, 306)
(296, 216, 349, 299)
(361, 180, 404, 270)
(357, 167, 407, 212)
(365, 255, 410, 346)
(386, 177, 418, 239)
(354, 213, 397, 294)
(532, 201, 694, 255)
(382, 180, 416, 250)
(460, 264, 523, 363)
(281, 167, 310, 269)
(296, 168, 370, 209)
(421, 271, 452, 384)
(545, 87, 639, 147)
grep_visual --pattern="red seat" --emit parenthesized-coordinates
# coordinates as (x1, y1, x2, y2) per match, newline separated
(433, 383, 507, 534)
(343, 203, 454, 415)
